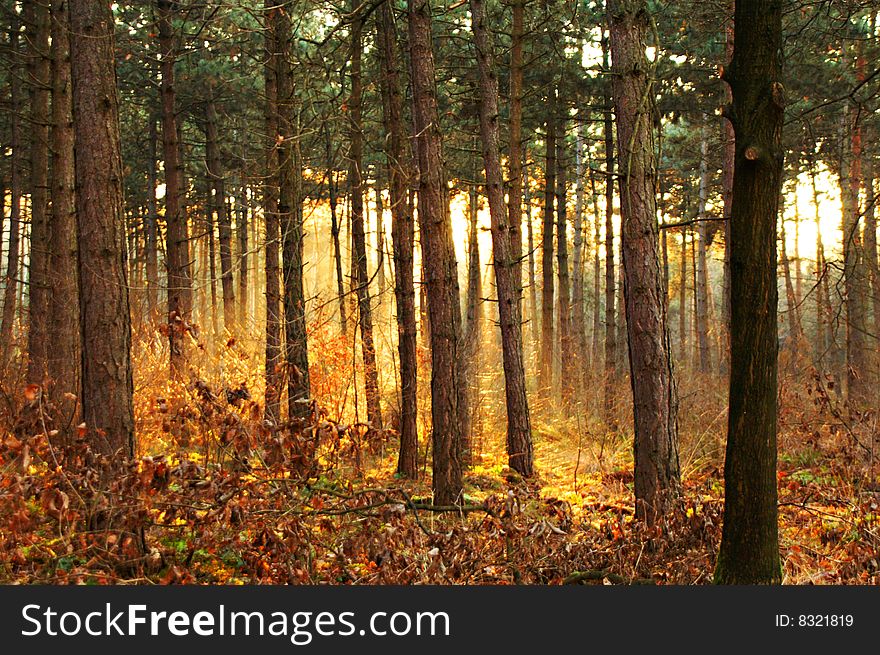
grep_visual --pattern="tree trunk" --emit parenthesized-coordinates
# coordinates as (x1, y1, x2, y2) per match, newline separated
(714, 0, 783, 585)
(572, 120, 587, 388)
(263, 0, 281, 422)
(779, 196, 802, 346)
(158, 0, 192, 379)
(1, 17, 22, 365)
(719, 0, 734, 376)
(695, 127, 712, 374)
(70, 0, 135, 457)
(25, 0, 51, 384)
(470, 0, 534, 476)
(377, 0, 418, 478)
(146, 114, 160, 315)
(507, 0, 525, 312)
(602, 30, 617, 416)
(205, 90, 236, 334)
(408, 0, 464, 505)
(348, 2, 382, 431)
(556, 120, 573, 405)
(464, 168, 482, 441)
(525, 161, 539, 358)
(274, 8, 310, 418)
(237, 185, 248, 327)
(589, 153, 602, 376)
(608, 0, 680, 524)
(540, 88, 556, 398)
(47, 0, 80, 436)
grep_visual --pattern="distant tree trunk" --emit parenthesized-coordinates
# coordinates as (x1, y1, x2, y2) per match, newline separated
(158, 0, 192, 379)
(348, 2, 382, 431)
(540, 88, 556, 398)
(525, 161, 539, 357)
(779, 209, 801, 346)
(695, 127, 712, 374)
(205, 91, 236, 334)
(25, 0, 51, 384)
(237, 187, 249, 327)
(204, 178, 220, 341)
(263, 1, 281, 421)
(70, 0, 135, 456)
(146, 115, 160, 315)
(325, 129, 347, 335)
(464, 169, 482, 420)
(678, 227, 688, 363)
(375, 183, 386, 302)
(555, 121, 573, 405)
(408, 0, 464, 505)
(1, 18, 22, 365)
(377, 0, 417, 478)
(47, 0, 80, 433)
(719, 0, 734, 375)
(608, 0, 681, 523)
(808, 149, 830, 365)
(840, 70, 870, 406)
(572, 120, 587, 386)
(865, 146, 879, 338)
(589, 152, 602, 375)
(470, 0, 534, 476)
(602, 30, 617, 417)
(715, 0, 783, 585)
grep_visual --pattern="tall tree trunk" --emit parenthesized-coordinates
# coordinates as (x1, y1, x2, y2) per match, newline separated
(715, 0, 783, 585)
(556, 120, 572, 405)
(408, 0, 464, 505)
(589, 152, 602, 376)
(540, 88, 556, 398)
(779, 206, 801, 346)
(47, 0, 80, 436)
(377, 0, 418, 478)
(25, 0, 51, 384)
(719, 0, 734, 376)
(263, 1, 281, 421)
(205, 91, 235, 334)
(348, 2, 382, 431)
(525, 161, 539, 358)
(325, 128, 347, 334)
(608, 0, 680, 523)
(602, 29, 617, 416)
(464, 168, 482, 434)
(840, 53, 870, 406)
(695, 126, 712, 374)
(865, 144, 879, 338)
(678, 227, 688, 363)
(572, 120, 587, 387)
(158, 0, 192, 379)
(70, 0, 135, 457)
(204, 177, 220, 342)
(237, 185, 248, 327)
(275, 8, 310, 418)
(507, 0, 525, 312)
(146, 114, 160, 315)
(1, 17, 22, 365)
(470, 0, 533, 476)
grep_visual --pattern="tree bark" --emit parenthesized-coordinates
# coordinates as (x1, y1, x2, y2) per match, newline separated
(556, 120, 573, 406)
(470, 0, 534, 476)
(25, 0, 51, 384)
(507, 0, 525, 313)
(408, 0, 464, 504)
(695, 126, 712, 374)
(348, 1, 382, 431)
(157, 0, 192, 379)
(715, 0, 783, 585)
(602, 29, 617, 416)
(377, 0, 418, 478)
(205, 90, 236, 334)
(608, 0, 680, 524)
(70, 0, 135, 457)
(146, 114, 160, 315)
(540, 88, 556, 398)
(572, 120, 587, 388)
(47, 0, 80, 436)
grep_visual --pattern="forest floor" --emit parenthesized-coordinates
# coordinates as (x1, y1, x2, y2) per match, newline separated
(1, 342, 878, 585)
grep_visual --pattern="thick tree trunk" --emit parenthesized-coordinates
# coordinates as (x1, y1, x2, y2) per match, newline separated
(1, 18, 22, 365)
(377, 0, 418, 478)
(470, 0, 534, 476)
(205, 91, 236, 334)
(47, 0, 80, 435)
(408, 0, 464, 505)
(715, 0, 783, 585)
(263, 1, 282, 421)
(348, 2, 382, 431)
(540, 90, 556, 398)
(158, 0, 192, 379)
(70, 0, 135, 457)
(25, 0, 51, 384)
(274, 8, 310, 418)
(608, 0, 681, 524)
